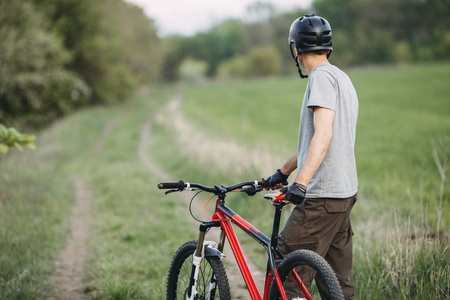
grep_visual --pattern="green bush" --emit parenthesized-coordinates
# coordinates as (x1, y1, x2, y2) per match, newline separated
(217, 46, 282, 79)
(179, 58, 208, 83)
(247, 46, 282, 76)
(0, 1, 90, 126)
(217, 55, 251, 79)
(0, 0, 162, 127)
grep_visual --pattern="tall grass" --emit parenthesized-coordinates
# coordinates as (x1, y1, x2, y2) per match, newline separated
(354, 214, 449, 299)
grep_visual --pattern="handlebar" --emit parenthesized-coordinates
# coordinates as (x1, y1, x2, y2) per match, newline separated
(157, 180, 185, 190)
(158, 180, 264, 195)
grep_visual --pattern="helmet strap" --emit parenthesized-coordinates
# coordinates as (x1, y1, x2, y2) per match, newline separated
(289, 44, 308, 79)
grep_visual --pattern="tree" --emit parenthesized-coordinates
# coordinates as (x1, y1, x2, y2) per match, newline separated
(0, 0, 90, 127)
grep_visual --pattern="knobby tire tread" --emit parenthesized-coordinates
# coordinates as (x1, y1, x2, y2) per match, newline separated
(270, 249, 344, 300)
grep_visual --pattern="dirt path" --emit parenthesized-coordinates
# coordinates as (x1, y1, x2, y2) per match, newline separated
(49, 177, 94, 300)
(139, 113, 265, 299)
(155, 94, 286, 176)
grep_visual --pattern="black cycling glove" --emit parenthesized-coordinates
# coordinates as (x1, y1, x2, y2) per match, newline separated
(264, 169, 289, 188)
(284, 183, 307, 205)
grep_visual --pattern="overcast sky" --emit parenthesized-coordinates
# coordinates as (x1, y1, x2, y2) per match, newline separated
(124, 0, 313, 36)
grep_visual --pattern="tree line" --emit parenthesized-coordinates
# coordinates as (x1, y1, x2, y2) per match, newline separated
(161, 0, 450, 82)
(0, 0, 162, 127)
(1, 0, 449, 127)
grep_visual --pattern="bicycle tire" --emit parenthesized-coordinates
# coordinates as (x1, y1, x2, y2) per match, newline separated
(166, 240, 231, 300)
(269, 249, 344, 300)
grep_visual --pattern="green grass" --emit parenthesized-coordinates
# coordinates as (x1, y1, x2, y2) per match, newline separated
(0, 123, 75, 299)
(184, 63, 450, 227)
(0, 86, 195, 299)
(0, 63, 449, 299)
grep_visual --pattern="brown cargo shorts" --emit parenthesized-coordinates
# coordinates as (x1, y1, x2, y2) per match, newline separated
(277, 194, 357, 300)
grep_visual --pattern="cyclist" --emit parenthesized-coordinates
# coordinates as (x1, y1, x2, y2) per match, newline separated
(264, 14, 358, 300)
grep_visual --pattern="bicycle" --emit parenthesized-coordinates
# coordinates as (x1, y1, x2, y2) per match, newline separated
(158, 179, 344, 300)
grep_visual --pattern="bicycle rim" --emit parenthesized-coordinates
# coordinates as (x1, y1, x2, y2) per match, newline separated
(166, 240, 230, 300)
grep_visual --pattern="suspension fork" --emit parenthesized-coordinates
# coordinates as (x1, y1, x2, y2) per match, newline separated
(188, 222, 221, 300)
(218, 228, 226, 253)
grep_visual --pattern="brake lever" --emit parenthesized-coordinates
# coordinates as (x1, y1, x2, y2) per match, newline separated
(165, 189, 179, 195)
(241, 185, 263, 196)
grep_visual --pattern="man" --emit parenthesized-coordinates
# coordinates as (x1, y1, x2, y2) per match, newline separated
(264, 14, 358, 299)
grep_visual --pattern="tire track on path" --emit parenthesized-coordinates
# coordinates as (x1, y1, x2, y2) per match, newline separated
(49, 177, 93, 300)
(138, 114, 265, 299)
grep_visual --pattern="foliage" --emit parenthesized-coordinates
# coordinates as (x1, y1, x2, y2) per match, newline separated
(34, 0, 162, 103)
(0, 0, 162, 127)
(313, 0, 450, 64)
(217, 55, 251, 79)
(178, 58, 208, 83)
(162, 0, 450, 80)
(217, 46, 282, 79)
(0, 125, 35, 155)
(0, 0, 91, 127)
(160, 8, 305, 82)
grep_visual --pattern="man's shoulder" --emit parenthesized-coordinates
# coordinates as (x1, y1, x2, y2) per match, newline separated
(315, 63, 346, 76)
(314, 64, 353, 86)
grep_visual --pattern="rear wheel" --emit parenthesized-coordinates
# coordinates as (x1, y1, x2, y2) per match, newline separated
(166, 240, 231, 300)
(270, 250, 344, 300)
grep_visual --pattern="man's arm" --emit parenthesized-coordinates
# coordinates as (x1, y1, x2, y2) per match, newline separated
(280, 153, 297, 176)
(295, 106, 335, 186)
(265, 106, 334, 191)
(264, 153, 297, 190)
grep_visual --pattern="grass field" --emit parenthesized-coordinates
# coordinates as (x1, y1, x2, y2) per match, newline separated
(183, 63, 450, 225)
(0, 63, 449, 299)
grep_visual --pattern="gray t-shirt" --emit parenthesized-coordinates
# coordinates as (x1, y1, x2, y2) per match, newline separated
(297, 63, 358, 198)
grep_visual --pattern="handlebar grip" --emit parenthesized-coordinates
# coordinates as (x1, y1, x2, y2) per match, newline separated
(157, 180, 185, 190)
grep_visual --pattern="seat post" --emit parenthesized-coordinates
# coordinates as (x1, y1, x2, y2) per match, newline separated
(270, 204, 283, 250)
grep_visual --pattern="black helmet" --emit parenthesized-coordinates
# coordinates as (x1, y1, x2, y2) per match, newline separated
(289, 14, 333, 56)
(288, 14, 333, 79)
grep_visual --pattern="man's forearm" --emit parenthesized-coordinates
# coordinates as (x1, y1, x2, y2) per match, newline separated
(280, 153, 298, 176)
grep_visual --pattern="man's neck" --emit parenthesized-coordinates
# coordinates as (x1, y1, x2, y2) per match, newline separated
(304, 55, 329, 75)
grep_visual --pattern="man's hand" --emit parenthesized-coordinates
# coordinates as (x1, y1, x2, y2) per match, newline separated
(264, 169, 289, 190)
(284, 183, 307, 205)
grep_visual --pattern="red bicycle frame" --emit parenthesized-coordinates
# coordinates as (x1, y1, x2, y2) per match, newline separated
(158, 180, 312, 300)
(211, 197, 311, 300)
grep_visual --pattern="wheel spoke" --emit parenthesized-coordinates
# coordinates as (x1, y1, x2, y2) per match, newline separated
(167, 241, 229, 299)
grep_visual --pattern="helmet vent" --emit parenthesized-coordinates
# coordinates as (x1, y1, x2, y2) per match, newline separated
(307, 19, 313, 27)
(320, 18, 326, 25)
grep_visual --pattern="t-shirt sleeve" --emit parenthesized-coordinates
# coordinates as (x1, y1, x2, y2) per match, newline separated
(307, 70, 337, 111)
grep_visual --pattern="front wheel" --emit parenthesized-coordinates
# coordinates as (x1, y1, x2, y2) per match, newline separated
(166, 240, 231, 300)
(270, 250, 344, 300)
